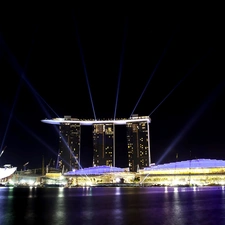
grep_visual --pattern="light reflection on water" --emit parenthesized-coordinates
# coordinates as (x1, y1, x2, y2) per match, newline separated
(1, 186, 225, 225)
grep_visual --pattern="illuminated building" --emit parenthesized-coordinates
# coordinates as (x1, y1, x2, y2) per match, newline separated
(0, 165, 17, 180)
(63, 159, 225, 187)
(58, 116, 81, 172)
(41, 115, 151, 171)
(9, 159, 225, 187)
(93, 123, 115, 167)
(126, 114, 151, 172)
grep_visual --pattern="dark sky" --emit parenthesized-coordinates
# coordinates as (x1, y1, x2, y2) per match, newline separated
(0, 9, 224, 170)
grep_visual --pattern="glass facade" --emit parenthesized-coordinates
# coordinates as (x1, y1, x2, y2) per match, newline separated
(58, 118, 81, 172)
(53, 115, 151, 173)
(127, 117, 151, 172)
(93, 123, 114, 167)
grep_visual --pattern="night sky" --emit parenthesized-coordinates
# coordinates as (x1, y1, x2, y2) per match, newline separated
(0, 9, 224, 170)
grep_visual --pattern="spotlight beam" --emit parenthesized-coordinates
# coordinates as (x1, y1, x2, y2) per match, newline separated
(114, 17, 128, 119)
(157, 78, 225, 165)
(71, 13, 97, 120)
(15, 116, 58, 156)
(0, 26, 42, 151)
(0, 78, 22, 152)
(23, 76, 59, 118)
(129, 28, 176, 118)
(0, 32, 61, 162)
(1, 30, 88, 173)
(59, 133, 91, 179)
(0, 33, 59, 119)
(0, 103, 58, 157)
(149, 49, 213, 117)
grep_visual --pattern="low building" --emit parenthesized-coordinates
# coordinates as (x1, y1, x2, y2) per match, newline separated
(63, 159, 225, 187)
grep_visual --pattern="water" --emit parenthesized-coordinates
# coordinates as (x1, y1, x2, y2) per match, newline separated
(1, 186, 225, 225)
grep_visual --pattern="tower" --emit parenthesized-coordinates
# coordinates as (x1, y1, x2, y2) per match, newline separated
(126, 115, 151, 172)
(58, 116, 81, 172)
(93, 123, 115, 167)
(41, 115, 151, 171)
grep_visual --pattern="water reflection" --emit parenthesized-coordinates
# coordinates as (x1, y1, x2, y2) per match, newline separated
(80, 191, 95, 225)
(1, 186, 225, 225)
(82, 186, 93, 196)
(111, 188, 124, 225)
(50, 188, 66, 225)
(0, 188, 14, 224)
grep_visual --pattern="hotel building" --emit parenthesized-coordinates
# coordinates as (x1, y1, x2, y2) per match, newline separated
(41, 115, 151, 172)
(93, 123, 115, 167)
(58, 116, 81, 172)
(126, 118, 151, 172)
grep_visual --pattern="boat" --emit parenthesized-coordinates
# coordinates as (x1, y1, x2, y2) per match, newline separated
(0, 164, 17, 180)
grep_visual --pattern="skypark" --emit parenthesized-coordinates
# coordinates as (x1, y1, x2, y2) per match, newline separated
(41, 115, 151, 126)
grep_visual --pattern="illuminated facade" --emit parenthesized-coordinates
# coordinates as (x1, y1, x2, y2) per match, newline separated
(42, 115, 151, 171)
(63, 159, 225, 187)
(58, 116, 81, 172)
(127, 115, 151, 172)
(93, 123, 115, 167)
(0, 165, 17, 180)
(8, 159, 225, 187)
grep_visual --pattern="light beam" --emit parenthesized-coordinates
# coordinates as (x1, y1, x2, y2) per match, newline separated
(72, 13, 97, 120)
(157, 78, 225, 165)
(0, 32, 59, 119)
(149, 49, 213, 116)
(129, 28, 177, 117)
(114, 17, 128, 119)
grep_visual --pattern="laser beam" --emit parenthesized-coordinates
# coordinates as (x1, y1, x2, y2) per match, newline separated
(114, 17, 128, 120)
(0, 27, 41, 151)
(72, 13, 97, 120)
(129, 28, 176, 117)
(0, 32, 59, 119)
(157, 78, 225, 165)
(149, 49, 213, 117)
(15, 116, 58, 156)
(0, 78, 22, 152)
